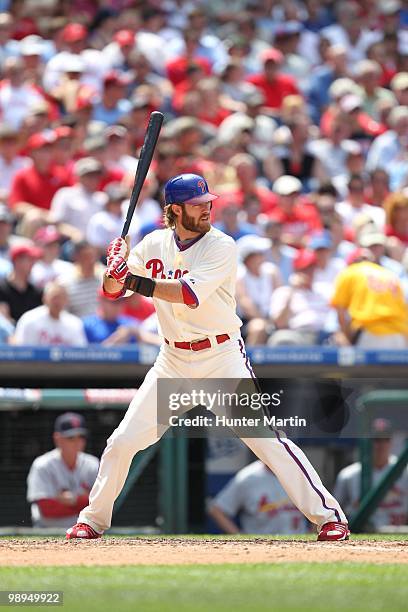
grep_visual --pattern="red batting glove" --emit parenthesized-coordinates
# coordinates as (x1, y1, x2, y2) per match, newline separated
(107, 254, 129, 283)
(107, 237, 128, 266)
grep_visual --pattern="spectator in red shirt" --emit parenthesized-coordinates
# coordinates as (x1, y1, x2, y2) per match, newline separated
(9, 130, 70, 217)
(166, 29, 211, 86)
(271, 175, 321, 248)
(247, 47, 299, 115)
(195, 78, 232, 127)
(171, 61, 209, 114)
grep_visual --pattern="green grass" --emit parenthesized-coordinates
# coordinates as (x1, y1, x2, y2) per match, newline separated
(0, 563, 408, 612)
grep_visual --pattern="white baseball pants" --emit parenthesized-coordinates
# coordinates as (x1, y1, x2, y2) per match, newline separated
(78, 336, 347, 532)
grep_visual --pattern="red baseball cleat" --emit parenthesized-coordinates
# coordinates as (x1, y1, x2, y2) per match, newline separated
(66, 523, 102, 540)
(317, 522, 350, 541)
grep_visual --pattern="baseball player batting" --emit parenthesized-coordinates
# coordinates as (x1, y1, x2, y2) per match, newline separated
(66, 173, 349, 542)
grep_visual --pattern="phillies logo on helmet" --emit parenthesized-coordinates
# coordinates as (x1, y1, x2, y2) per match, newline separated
(197, 179, 206, 194)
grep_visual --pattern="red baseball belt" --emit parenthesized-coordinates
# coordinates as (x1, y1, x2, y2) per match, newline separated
(165, 334, 230, 351)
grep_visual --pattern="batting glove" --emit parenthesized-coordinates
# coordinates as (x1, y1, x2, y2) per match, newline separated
(107, 237, 129, 266)
(107, 255, 129, 283)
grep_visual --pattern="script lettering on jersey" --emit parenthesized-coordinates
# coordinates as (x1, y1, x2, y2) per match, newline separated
(366, 273, 399, 295)
(146, 258, 188, 280)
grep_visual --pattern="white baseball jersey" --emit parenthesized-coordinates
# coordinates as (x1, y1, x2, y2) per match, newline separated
(14, 305, 87, 346)
(334, 458, 408, 530)
(27, 448, 99, 528)
(127, 227, 242, 341)
(212, 460, 307, 534)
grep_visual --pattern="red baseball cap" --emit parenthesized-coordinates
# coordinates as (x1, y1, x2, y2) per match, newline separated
(293, 249, 317, 271)
(27, 130, 56, 151)
(346, 247, 370, 265)
(261, 47, 284, 65)
(34, 226, 62, 246)
(54, 126, 73, 140)
(10, 243, 42, 261)
(103, 70, 129, 88)
(61, 23, 87, 43)
(114, 29, 135, 47)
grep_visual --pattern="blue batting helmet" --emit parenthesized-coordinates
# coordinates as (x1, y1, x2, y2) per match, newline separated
(164, 173, 218, 206)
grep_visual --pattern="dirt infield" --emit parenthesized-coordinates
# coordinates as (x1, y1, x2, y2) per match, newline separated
(1, 537, 408, 566)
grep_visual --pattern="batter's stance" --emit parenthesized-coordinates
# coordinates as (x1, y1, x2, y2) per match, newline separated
(67, 174, 350, 541)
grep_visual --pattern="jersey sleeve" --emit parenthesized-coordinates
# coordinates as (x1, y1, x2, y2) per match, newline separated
(331, 268, 353, 309)
(26, 460, 57, 502)
(211, 473, 244, 517)
(180, 238, 237, 307)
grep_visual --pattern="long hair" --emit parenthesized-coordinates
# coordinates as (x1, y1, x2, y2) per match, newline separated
(163, 204, 178, 229)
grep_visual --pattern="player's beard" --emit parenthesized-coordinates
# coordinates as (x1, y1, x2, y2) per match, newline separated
(180, 206, 211, 234)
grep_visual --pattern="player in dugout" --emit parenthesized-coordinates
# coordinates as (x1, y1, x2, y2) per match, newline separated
(66, 173, 349, 542)
(27, 412, 99, 529)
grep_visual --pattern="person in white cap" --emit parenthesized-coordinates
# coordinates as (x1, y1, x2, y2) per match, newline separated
(353, 59, 396, 120)
(271, 175, 321, 248)
(235, 235, 281, 345)
(390, 72, 408, 107)
(0, 57, 46, 130)
(50, 158, 107, 242)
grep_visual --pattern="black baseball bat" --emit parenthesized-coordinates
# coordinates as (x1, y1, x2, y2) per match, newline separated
(121, 111, 164, 238)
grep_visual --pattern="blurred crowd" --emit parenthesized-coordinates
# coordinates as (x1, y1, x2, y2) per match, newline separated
(0, 0, 407, 347)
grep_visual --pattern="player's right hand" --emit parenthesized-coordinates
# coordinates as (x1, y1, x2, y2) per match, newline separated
(107, 236, 129, 265)
(107, 254, 129, 283)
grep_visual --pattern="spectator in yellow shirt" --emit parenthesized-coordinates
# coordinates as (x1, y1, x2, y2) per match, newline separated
(331, 248, 408, 348)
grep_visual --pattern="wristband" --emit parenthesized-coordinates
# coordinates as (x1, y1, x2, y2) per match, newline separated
(124, 273, 156, 297)
(101, 285, 126, 300)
